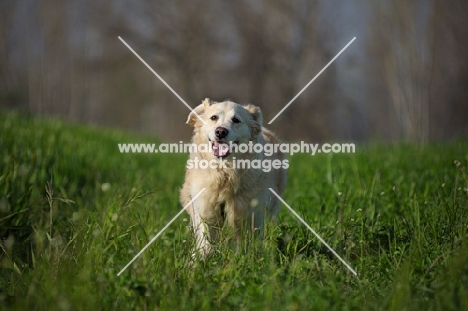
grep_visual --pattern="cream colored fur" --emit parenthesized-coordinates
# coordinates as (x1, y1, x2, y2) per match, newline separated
(180, 98, 287, 258)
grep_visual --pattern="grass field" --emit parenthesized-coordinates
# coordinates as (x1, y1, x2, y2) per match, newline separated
(1, 111, 467, 310)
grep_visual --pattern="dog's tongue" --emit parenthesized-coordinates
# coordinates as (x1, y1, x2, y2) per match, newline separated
(212, 141, 229, 157)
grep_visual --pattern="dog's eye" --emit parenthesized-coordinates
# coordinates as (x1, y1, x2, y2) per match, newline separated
(210, 115, 218, 121)
(232, 117, 240, 124)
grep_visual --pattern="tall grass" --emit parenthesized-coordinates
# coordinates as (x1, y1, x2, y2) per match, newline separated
(1, 112, 467, 310)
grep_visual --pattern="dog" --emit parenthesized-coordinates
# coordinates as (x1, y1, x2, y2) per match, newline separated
(180, 98, 287, 258)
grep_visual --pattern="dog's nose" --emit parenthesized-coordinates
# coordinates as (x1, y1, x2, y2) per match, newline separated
(215, 127, 229, 139)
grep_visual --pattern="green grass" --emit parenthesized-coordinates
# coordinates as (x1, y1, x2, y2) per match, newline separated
(1, 111, 467, 310)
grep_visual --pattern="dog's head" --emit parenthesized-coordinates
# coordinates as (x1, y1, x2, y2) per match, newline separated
(186, 98, 263, 159)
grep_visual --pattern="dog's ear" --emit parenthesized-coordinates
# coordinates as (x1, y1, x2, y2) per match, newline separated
(186, 98, 213, 126)
(243, 104, 263, 136)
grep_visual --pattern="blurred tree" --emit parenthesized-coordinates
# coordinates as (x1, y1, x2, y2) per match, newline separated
(428, 0, 468, 139)
(369, 0, 430, 142)
(368, 0, 468, 141)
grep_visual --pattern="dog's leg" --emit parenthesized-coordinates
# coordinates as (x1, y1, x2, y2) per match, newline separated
(190, 204, 211, 259)
(189, 193, 224, 260)
(224, 201, 242, 251)
(224, 196, 269, 255)
(251, 209, 265, 239)
(224, 201, 260, 252)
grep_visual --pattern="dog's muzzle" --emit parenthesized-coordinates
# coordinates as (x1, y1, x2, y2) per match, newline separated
(212, 127, 230, 158)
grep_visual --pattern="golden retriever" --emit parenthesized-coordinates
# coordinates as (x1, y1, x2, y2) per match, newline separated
(180, 98, 287, 258)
